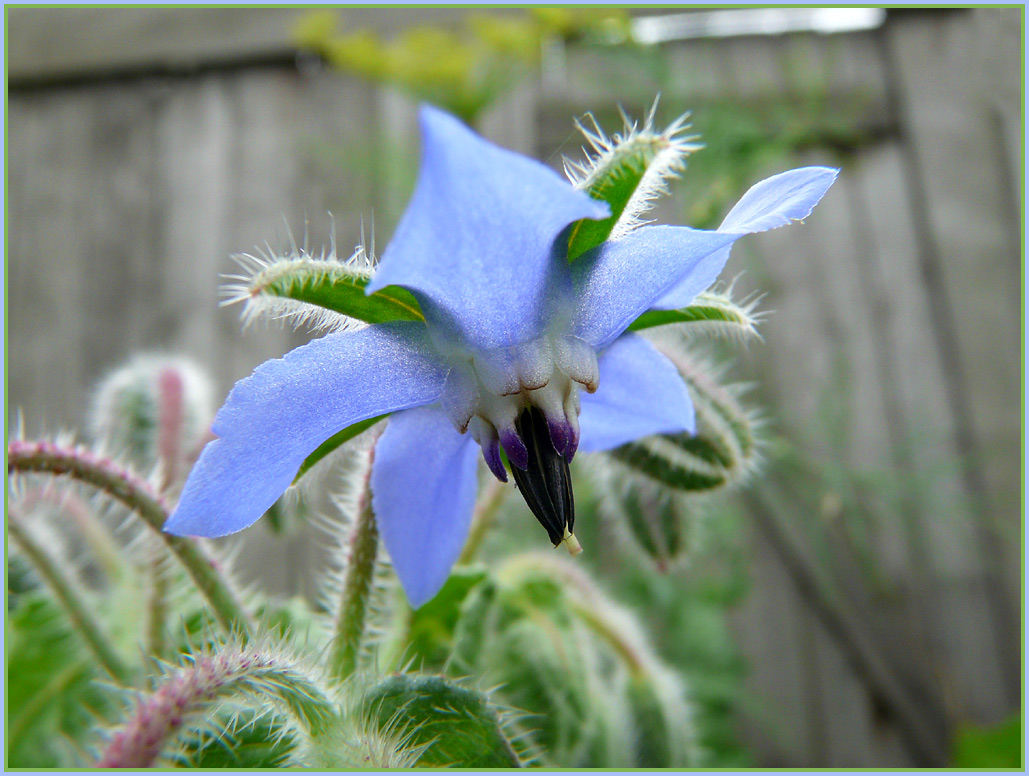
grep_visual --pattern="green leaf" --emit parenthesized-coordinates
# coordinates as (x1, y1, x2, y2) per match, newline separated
(365, 674, 520, 768)
(293, 414, 386, 484)
(951, 713, 1022, 768)
(627, 290, 761, 337)
(565, 110, 698, 261)
(6, 593, 118, 768)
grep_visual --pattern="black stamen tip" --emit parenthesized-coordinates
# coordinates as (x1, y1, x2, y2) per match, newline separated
(510, 406, 575, 546)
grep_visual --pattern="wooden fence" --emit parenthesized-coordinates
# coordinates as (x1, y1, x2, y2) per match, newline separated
(6, 7, 1022, 767)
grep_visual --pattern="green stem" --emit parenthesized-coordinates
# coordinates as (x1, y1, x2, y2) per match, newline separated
(8, 440, 254, 640)
(145, 544, 170, 658)
(8, 518, 133, 684)
(457, 478, 509, 565)
(328, 450, 379, 683)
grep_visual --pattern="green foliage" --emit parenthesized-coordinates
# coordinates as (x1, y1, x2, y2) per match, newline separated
(6, 593, 118, 767)
(294, 415, 385, 484)
(365, 674, 521, 767)
(294, 9, 631, 123)
(404, 566, 488, 668)
(951, 714, 1023, 768)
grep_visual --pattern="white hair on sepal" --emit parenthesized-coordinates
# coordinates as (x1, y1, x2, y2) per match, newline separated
(564, 96, 703, 240)
(220, 215, 380, 335)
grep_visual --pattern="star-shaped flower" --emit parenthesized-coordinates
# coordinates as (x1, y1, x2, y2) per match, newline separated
(165, 104, 836, 606)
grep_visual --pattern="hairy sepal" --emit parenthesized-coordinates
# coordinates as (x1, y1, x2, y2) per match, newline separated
(223, 245, 424, 333)
(627, 288, 764, 340)
(565, 103, 700, 261)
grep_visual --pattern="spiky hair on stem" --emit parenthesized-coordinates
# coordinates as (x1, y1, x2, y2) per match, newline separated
(220, 220, 378, 335)
(564, 98, 702, 241)
(96, 640, 335, 768)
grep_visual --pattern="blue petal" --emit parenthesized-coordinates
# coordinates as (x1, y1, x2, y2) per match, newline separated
(569, 226, 738, 350)
(164, 322, 447, 538)
(578, 333, 695, 452)
(368, 104, 609, 351)
(371, 404, 480, 608)
(719, 166, 839, 233)
(653, 166, 838, 309)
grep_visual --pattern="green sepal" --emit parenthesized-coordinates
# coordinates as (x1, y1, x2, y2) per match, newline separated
(365, 674, 520, 768)
(627, 290, 760, 337)
(609, 441, 726, 492)
(243, 256, 424, 326)
(285, 273, 424, 325)
(292, 415, 387, 485)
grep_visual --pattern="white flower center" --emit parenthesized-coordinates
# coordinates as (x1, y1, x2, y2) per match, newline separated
(439, 334, 599, 480)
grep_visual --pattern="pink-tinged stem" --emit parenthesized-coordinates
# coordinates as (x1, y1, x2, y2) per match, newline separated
(97, 650, 267, 767)
(150, 368, 186, 657)
(96, 647, 334, 767)
(8, 440, 253, 639)
(157, 367, 184, 492)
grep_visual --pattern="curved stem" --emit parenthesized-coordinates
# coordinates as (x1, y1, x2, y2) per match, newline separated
(8, 440, 254, 640)
(96, 646, 335, 768)
(8, 518, 132, 684)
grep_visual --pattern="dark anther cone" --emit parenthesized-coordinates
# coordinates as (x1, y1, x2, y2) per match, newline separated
(510, 406, 575, 546)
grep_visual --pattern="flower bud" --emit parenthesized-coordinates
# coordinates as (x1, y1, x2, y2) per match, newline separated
(363, 674, 519, 768)
(451, 552, 698, 767)
(89, 355, 214, 485)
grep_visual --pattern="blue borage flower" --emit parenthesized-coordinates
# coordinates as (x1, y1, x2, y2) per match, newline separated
(165, 104, 837, 607)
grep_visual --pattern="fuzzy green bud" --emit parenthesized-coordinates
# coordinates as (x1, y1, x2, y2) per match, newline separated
(363, 674, 520, 768)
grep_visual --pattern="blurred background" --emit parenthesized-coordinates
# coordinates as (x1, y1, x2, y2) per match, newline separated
(6, 6, 1022, 768)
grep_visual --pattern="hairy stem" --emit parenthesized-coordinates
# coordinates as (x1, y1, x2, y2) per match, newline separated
(8, 517, 132, 684)
(96, 647, 334, 768)
(145, 543, 170, 658)
(328, 449, 379, 684)
(8, 440, 253, 640)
